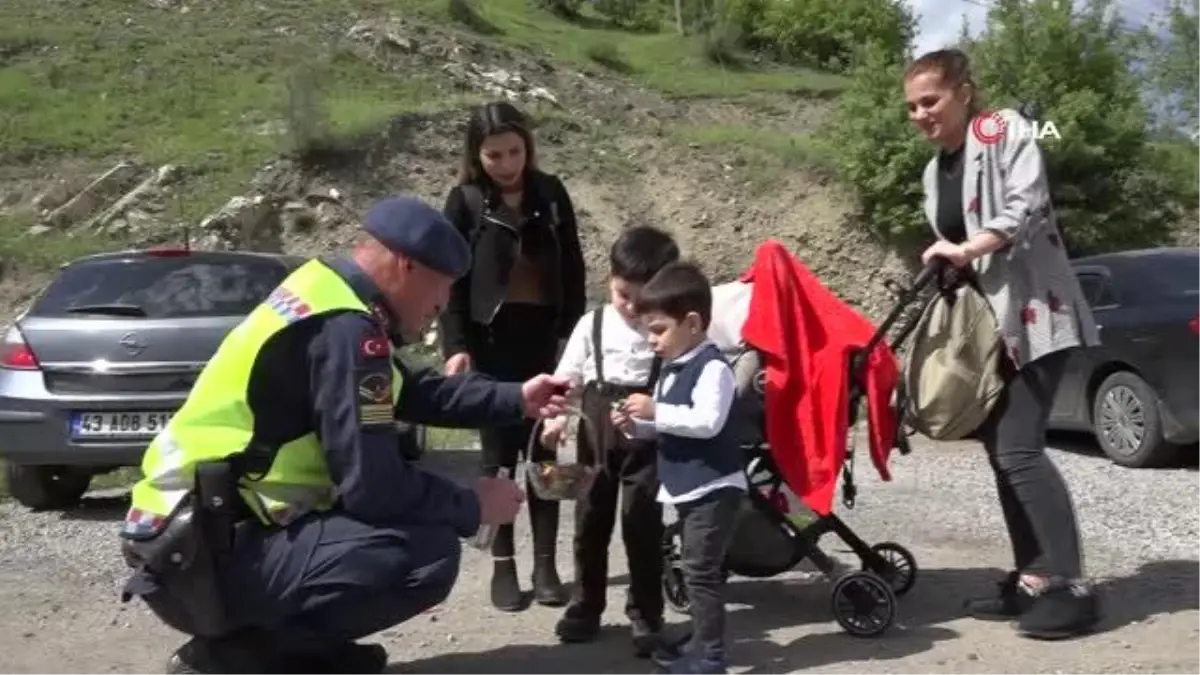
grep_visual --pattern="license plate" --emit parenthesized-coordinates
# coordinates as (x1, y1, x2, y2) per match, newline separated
(71, 411, 174, 439)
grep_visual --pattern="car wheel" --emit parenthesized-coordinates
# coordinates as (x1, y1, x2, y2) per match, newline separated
(1092, 371, 1177, 468)
(4, 464, 92, 510)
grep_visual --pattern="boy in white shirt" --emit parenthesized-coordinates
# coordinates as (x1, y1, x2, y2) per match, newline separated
(613, 261, 746, 675)
(542, 226, 680, 656)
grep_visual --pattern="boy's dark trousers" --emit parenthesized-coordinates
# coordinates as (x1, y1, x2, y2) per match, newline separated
(677, 486, 742, 664)
(570, 383, 664, 623)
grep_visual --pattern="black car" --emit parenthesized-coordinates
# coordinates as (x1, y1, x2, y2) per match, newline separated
(1048, 247, 1198, 468)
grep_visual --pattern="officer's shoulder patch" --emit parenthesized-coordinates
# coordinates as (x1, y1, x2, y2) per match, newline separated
(359, 335, 389, 359)
(266, 287, 312, 323)
(358, 372, 391, 404)
(357, 371, 392, 428)
(359, 403, 392, 427)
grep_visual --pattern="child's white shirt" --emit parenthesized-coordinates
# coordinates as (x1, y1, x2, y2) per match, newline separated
(554, 305, 657, 388)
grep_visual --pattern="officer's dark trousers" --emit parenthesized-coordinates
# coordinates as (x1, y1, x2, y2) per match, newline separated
(472, 302, 560, 560)
(571, 382, 664, 621)
(145, 512, 461, 659)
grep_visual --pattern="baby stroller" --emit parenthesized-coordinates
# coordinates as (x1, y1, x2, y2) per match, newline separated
(660, 244, 941, 638)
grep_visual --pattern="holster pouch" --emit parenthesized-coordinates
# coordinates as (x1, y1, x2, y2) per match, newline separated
(120, 460, 243, 637)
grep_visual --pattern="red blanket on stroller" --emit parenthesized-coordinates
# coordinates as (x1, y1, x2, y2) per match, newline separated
(739, 240, 900, 515)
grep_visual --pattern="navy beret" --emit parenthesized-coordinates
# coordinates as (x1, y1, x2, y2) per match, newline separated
(361, 195, 471, 279)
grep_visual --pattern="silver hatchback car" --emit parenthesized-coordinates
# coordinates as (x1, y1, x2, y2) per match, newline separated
(0, 247, 305, 509)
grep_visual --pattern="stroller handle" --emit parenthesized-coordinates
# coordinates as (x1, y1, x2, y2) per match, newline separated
(855, 257, 948, 364)
(907, 258, 946, 295)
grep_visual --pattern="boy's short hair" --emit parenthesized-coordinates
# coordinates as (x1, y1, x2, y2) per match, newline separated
(633, 261, 713, 329)
(610, 225, 680, 284)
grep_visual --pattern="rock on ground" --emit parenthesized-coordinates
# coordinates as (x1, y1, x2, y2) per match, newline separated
(0, 436, 1195, 673)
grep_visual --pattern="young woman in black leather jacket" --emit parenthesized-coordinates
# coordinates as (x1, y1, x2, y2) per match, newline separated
(439, 101, 587, 612)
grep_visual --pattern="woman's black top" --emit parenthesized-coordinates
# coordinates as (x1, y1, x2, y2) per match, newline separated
(439, 169, 587, 359)
(936, 144, 968, 244)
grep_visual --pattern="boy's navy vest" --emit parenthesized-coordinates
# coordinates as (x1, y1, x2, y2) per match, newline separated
(656, 343, 743, 497)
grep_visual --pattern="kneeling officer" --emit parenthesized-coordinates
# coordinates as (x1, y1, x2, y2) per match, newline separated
(118, 195, 571, 674)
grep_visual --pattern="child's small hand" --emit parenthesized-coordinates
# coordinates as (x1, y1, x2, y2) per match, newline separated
(540, 417, 568, 448)
(623, 393, 655, 420)
(610, 410, 633, 435)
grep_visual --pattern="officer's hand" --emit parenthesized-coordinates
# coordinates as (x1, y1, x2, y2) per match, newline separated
(445, 352, 472, 376)
(474, 476, 524, 526)
(520, 374, 571, 419)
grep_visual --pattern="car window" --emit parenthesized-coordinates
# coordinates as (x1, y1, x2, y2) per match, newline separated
(1075, 272, 1110, 308)
(32, 256, 289, 319)
(1143, 254, 1198, 298)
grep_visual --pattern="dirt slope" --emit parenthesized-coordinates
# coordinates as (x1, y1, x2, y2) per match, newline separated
(0, 5, 918, 325)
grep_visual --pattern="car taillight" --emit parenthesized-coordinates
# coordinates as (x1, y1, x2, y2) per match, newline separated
(1190, 316, 1198, 335)
(0, 329, 39, 371)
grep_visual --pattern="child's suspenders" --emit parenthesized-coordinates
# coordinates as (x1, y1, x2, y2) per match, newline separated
(591, 307, 661, 395)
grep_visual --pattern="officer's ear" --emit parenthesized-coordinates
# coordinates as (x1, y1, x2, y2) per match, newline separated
(393, 251, 415, 274)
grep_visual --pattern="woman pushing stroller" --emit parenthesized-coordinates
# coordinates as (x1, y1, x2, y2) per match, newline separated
(903, 48, 1101, 639)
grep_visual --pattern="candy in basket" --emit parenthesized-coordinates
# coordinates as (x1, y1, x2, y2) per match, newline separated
(524, 409, 600, 502)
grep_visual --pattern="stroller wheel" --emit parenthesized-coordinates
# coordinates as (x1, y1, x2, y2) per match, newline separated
(861, 542, 918, 596)
(830, 571, 896, 637)
(662, 521, 690, 615)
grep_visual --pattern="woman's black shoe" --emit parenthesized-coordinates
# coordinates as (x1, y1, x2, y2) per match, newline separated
(630, 616, 665, 658)
(965, 571, 1036, 620)
(532, 554, 568, 607)
(1018, 582, 1100, 640)
(555, 603, 602, 642)
(491, 558, 525, 612)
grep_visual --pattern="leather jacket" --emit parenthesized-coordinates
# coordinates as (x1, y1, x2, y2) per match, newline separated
(438, 170, 587, 359)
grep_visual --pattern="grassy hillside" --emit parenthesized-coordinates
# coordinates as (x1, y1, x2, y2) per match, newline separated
(0, 0, 845, 272)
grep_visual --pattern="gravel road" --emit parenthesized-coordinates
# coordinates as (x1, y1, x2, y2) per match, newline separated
(0, 435, 1195, 674)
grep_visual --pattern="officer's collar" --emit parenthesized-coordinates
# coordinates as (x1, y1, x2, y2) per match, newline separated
(322, 256, 398, 332)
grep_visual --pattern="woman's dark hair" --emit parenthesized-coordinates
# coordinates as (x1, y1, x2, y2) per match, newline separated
(610, 224, 680, 284)
(457, 101, 538, 186)
(633, 261, 713, 329)
(904, 48, 985, 116)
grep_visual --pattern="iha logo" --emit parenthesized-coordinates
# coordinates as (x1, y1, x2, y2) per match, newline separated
(971, 111, 1061, 144)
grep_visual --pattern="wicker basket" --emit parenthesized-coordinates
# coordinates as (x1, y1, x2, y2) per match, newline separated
(523, 410, 599, 502)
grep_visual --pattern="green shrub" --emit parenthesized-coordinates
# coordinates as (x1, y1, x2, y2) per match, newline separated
(698, 20, 743, 66)
(585, 41, 634, 73)
(818, 44, 929, 240)
(725, 0, 915, 72)
(592, 0, 665, 31)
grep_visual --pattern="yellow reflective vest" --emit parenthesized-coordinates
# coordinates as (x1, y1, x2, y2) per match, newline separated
(125, 260, 402, 531)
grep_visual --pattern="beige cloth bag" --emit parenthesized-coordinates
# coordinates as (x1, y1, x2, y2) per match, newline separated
(902, 281, 1007, 441)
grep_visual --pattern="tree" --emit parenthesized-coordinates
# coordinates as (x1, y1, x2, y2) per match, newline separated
(722, 0, 916, 71)
(820, 43, 931, 240)
(962, 0, 1182, 253)
(1131, 0, 1199, 133)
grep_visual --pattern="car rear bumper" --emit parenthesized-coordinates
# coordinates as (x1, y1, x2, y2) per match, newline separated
(0, 397, 180, 467)
(1147, 359, 1199, 445)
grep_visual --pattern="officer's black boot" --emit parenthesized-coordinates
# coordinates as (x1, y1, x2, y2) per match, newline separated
(490, 524, 524, 612)
(529, 492, 568, 607)
(166, 632, 276, 674)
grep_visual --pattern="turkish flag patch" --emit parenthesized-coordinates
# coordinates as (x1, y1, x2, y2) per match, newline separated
(359, 335, 389, 359)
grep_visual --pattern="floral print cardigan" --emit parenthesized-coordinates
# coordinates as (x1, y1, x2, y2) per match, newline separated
(920, 108, 1101, 369)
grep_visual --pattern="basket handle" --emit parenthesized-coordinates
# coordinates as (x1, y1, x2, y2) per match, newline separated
(524, 405, 604, 471)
